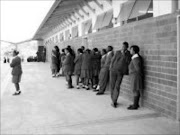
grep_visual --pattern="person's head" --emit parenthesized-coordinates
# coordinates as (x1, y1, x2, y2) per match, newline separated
(107, 46, 113, 52)
(67, 45, 71, 49)
(101, 49, 107, 55)
(77, 48, 83, 54)
(81, 46, 85, 51)
(122, 42, 129, 51)
(65, 47, 72, 55)
(130, 45, 140, 55)
(12, 50, 19, 57)
(62, 48, 65, 53)
(54, 46, 59, 52)
(93, 48, 98, 53)
(86, 49, 91, 54)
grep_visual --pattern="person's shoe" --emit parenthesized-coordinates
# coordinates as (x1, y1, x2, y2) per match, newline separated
(68, 86, 74, 89)
(127, 104, 139, 109)
(13, 91, 21, 96)
(52, 74, 56, 77)
(111, 102, 117, 108)
(86, 87, 90, 90)
(96, 92, 104, 95)
(93, 89, 99, 92)
(76, 85, 80, 89)
(127, 105, 139, 110)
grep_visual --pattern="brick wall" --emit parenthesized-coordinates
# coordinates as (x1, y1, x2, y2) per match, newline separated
(48, 12, 179, 119)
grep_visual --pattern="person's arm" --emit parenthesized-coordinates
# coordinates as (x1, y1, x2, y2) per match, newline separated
(10, 58, 16, 67)
(132, 58, 141, 74)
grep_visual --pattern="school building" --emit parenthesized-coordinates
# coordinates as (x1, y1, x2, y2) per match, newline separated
(32, 0, 180, 121)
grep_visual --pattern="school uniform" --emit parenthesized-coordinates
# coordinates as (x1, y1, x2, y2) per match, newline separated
(51, 50, 59, 75)
(97, 51, 114, 94)
(81, 52, 92, 79)
(110, 50, 131, 105)
(74, 53, 83, 76)
(10, 56, 23, 83)
(128, 54, 143, 109)
(92, 52, 101, 86)
(63, 53, 74, 88)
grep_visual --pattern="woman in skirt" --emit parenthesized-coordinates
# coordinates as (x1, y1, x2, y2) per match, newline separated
(127, 45, 143, 110)
(94, 49, 107, 91)
(10, 50, 23, 95)
(81, 49, 93, 90)
(74, 48, 83, 89)
(91, 48, 101, 89)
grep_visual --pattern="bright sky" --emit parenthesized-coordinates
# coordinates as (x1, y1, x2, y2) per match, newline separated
(1, 0, 55, 43)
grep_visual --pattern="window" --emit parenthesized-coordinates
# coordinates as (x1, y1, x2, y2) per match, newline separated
(82, 19, 92, 35)
(65, 30, 70, 40)
(93, 13, 106, 30)
(117, 0, 153, 24)
(72, 26, 78, 38)
(60, 33, 64, 42)
(100, 9, 113, 30)
(129, 0, 153, 20)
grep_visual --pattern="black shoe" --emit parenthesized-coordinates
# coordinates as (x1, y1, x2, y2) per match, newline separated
(86, 87, 90, 90)
(127, 105, 139, 110)
(96, 92, 104, 95)
(111, 102, 117, 108)
(68, 86, 74, 89)
(93, 89, 99, 92)
(13, 91, 21, 96)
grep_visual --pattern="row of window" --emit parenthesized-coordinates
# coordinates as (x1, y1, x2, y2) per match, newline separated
(45, 0, 153, 44)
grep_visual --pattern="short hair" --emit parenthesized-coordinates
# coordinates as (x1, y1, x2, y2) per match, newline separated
(123, 42, 129, 48)
(93, 48, 98, 52)
(54, 46, 59, 52)
(81, 46, 85, 50)
(108, 46, 113, 51)
(67, 45, 71, 48)
(62, 48, 65, 53)
(13, 50, 19, 55)
(102, 49, 107, 54)
(77, 48, 83, 53)
(130, 45, 140, 54)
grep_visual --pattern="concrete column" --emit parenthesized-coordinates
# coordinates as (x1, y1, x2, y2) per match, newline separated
(171, 0, 178, 12)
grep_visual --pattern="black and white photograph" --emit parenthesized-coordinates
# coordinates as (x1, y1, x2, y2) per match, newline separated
(0, 0, 180, 134)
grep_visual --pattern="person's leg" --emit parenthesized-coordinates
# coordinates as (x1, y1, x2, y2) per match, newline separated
(110, 71, 117, 102)
(111, 74, 124, 105)
(67, 75, 73, 88)
(97, 69, 109, 94)
(76, 75, 80, 89)
(128, 91, 140, 110)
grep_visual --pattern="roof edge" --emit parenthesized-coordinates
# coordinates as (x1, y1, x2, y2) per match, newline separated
(32, 0, 62, 40)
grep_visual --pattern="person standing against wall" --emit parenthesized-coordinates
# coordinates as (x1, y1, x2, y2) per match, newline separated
(74, 48, 83, 89)
(96, 46, 114, 95)
(10, 50, 23, 95)
(127, 45, 143, 110)
(63, 47, 74, 89)
(110, 42, 131, 108)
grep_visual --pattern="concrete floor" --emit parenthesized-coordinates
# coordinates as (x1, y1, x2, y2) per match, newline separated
(1, 62, 179, 134)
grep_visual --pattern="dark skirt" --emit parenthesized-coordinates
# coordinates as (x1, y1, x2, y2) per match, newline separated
(130, 73, 143, 93)
(81, 69, 92, 79)
(74, 69, 81, 76)
(12, 74, 22, 83)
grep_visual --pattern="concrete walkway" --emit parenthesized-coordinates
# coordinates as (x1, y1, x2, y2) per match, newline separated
(1, 62, 179, 134)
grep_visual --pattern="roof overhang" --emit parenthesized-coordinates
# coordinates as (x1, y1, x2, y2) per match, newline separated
(33, 0, 93, 40)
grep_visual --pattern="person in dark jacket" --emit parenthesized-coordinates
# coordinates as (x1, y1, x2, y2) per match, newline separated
(110, 42, 131, 108)
(94, 49, 107, 92)
(96, 46, 114, 95)
(10, 50, 23, 95)
(127, 45, 143, 110)
(74, 48, 83, 89)
(92, 48, 101, 89)
(81, 49, 93, 90)
(63, 47, 74, 88)
(60, 48, 66, 76)
(51, 46, 60, 77)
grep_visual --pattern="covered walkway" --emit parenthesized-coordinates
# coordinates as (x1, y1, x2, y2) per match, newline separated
(1, 62, 179, 134)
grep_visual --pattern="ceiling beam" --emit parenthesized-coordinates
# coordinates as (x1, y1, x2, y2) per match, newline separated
(93, 0, 103, 10)
(75, 10, 84, 19)
(106, 0, 112, 6)
(84, 0, 96, 14)
(78, 4, 89, 17)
